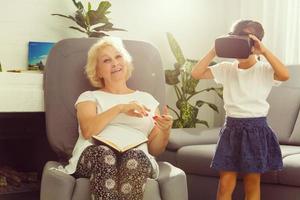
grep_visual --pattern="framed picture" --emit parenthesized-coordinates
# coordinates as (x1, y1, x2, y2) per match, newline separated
(28, 41, 55, 71)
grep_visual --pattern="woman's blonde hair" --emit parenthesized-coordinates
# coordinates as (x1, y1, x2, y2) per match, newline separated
(85, 36, 134, 88)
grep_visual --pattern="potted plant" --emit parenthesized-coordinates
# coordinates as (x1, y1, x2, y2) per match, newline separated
(52, 0, 126, 37)
(165, 33, 223, 128)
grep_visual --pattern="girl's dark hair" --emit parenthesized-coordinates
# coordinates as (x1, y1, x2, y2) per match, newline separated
(231, 20, 264, 40)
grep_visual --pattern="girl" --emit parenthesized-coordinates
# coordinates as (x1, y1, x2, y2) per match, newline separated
(191, 20, 289, 200)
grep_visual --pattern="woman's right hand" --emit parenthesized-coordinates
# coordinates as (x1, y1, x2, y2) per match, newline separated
(118, 101, 150, 118)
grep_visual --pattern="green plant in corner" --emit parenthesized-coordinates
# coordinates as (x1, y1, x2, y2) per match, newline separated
(52, 0, 126, 37)
(165, 33, 223, 128)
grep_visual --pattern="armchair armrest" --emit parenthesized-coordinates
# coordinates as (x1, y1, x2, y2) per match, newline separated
(167, 127, 221, 151)
(41, 161, 76, 200)
(157, 162, 188, 200)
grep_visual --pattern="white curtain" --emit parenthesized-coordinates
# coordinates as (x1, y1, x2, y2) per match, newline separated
(239, 0, 300, 64)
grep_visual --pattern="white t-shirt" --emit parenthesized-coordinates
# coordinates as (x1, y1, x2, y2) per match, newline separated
(57, 90, 160, 179)
(210, 60, 281, 118)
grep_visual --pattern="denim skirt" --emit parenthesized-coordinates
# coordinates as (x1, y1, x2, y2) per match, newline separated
(211, 117, 283, 173)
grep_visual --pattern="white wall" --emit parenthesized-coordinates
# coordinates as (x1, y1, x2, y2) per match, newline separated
(0, 0, 232, 69)
(0, 0, 78, 69)
(0, 0, 242, 127)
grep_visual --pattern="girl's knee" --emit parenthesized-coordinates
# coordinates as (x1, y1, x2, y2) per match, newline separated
(244, 173, 260, 181)
(244, 173, 261, 189)
(219, 179, 236, 192)
(219, 172, 237, 193)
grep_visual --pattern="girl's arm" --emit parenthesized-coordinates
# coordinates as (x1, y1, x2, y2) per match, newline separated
(191, 48, 216, 80)
(262, 49, 289, 81)
(249, 34, 289, 81)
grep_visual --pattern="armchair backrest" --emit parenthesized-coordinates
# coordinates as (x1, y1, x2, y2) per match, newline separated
(44, 38, 165, 161)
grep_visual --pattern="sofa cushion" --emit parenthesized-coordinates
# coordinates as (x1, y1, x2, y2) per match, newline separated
(267, 86, 300, 144)
(168, 128, 220, 151)
(278, 154, 300, 187)
(280, 145, 300, 157)
(177, 144, 218, 177)
(289, 109, 300, 145)
(177, 144, 300, 185)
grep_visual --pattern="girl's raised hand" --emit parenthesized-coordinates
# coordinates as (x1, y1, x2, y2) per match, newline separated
(249, 34, 267, 55)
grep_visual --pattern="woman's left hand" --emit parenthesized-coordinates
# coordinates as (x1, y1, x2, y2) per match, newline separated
(152, 106, 173, 133)
(249, 34, 267, 55)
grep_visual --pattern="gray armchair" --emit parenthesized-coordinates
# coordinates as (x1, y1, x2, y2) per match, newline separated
(40, 38, 188, 200)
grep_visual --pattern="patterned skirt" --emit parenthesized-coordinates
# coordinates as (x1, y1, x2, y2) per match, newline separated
(211, 117, 283, 173)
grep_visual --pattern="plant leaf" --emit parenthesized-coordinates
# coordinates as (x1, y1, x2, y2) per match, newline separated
(167, 32, 185, 65)
(88, 31, 107, 38)
(104, 27, 126, 31)
(182, 60, 195, 74)
(88, 2, 92, 11)
(186, 59, 198, 64)
(72, 0, 84, 10)
(205, 87, 223, 99)
(181, 60, 199, 94)
(166, 105, 180, 119)
(92, 22, 112, 30)
(176, 99, 184, 110)
(182, 78, 198, 94)
(196, 99, 219, 113)
(97, 1, 111, 15)
(92, 23, 126, 31)
(209, 60, 217, 66)
(173, 119, 183, 128)
(87, 10, 109, 26)
(52, 14, 76, 22)
(165, 69, 180, 85)
(195, 100, 205, 107)
(180, 102, 198, 128)
(74, 10, 87, 29)
(173, 62, 181, 70)
(86, 1, 111, 26)
(69, 26, 86, 33)
(207, 103, 219, 113)
(196, 119, 209, 128)
(214, 87, 223, 99)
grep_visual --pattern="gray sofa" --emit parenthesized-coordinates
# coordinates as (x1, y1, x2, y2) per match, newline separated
(159, 65, 300, 200)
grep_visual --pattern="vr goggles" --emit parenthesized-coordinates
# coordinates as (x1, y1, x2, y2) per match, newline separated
(215, 34, 254, 59)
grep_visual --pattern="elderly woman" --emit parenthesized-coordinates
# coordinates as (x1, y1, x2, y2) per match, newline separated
(61, 36, 173, 200)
